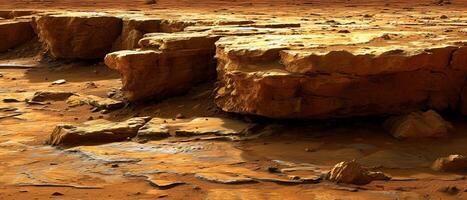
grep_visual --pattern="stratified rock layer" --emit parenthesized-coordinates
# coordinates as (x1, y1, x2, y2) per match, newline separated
(36, 12, 122, 59)
(48, 117, 150, 146)
(0, 20, 35, 52)
(105, 32, 218, 101)
(214, 33, 467, 119)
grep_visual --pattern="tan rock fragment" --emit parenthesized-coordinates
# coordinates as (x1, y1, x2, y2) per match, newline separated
(66, 94, 124, 110)
(326, 160, 390, 185)
(48, 117, 151, 146)
(384, 110, 453, 139)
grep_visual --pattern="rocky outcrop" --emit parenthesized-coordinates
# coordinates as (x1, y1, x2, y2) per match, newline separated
(105, 32, 219, 101)
(48, 117, 150, 146)
(214, 33, 467, 119)
(326, 160, 390, 185)
(113, 17, 161, 50)
(36, 12, 122, 59)
(0, 20, 35, 52)
(383, 110, 453, 139)
(432, 155, 467, 172)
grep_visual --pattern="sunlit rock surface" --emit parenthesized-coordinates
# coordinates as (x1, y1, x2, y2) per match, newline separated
(105, 32, 218, 101)
(36, 12, 122, 59)
(214, 32, 467, 119)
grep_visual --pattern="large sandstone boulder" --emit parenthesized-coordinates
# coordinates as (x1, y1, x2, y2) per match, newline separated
(326, 160, 390, 185)
(214, 33, 467, 119)
(384, 110, 453, 139)
(0, 20, 35, 52)
(36, 12, 122, 59)
(48, 117, 150, 146)
(105, 32, 219, 101)
(432, 154, 467, 172)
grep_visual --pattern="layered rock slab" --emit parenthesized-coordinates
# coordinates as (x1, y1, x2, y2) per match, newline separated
(36, 12, 122, 59)
(0, 20, 35, 52)
(48, 117, 150, 146)
(214, 33, 467, 119)
(105, 32, 218, 101)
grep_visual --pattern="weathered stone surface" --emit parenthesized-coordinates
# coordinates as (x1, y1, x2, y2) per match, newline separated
(0, 20, 35, 52)
(30, 91, 75, 102)
(214, 33, 467, 119)
(66, 94, 125, 110)
(36, 12, 122, 59)
(384, 110, 453, 139)
(136, 117, 251, 139)
(105, 32, 218, 101)
(326, 160, 390, 185)
(432, 155, 467, 172)
(48, 117, 150, 146)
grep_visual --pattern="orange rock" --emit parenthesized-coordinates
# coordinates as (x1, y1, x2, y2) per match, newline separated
(105, 32, 218, 101)
(0, 20, 35, 52)
(36, 12, 122, 59)
(214, 33, 467, 119)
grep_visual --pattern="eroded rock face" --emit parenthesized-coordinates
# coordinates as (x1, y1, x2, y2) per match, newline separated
(214, 33, 467, 119)
(384, 110, 453, 139)
(105, 32, 218, 101)
(113, 17, 161, 50)
(0, 20, 35, 52)
(48, 117, 150, 146)
(326, 160, 390, 185)
(432, 155, 467, 172)
(36, 12, 122, 59)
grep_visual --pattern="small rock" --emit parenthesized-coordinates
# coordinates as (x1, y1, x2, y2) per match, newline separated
(440, 15, 449, 19)
(267, 166, 280, 173)
(31, 91, 74, 102)
(51, 192, 63, 196)
(2, 98, 20, 103)
(384, 110, 453, 139)
(438, 186, 460, 195)
(175, 113, 185, 119)
(432, 155, 467, 172)
(51, 79, 66, 85)
(338, 30, 350, 33)
(326, 160, 391, 185)
(144, 0, 157, 4)
(84, 82, 98, 89)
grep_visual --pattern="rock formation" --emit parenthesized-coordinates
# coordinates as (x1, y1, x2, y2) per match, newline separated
(384, 110, 453, 139)
(326, 160, 390, 185)
(0, 20, 35, 52)
(214, 33, 467, 119)
(105, 32, 219, 101)
(432, 155, 467, 172)
(36, 12, 122, 59)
